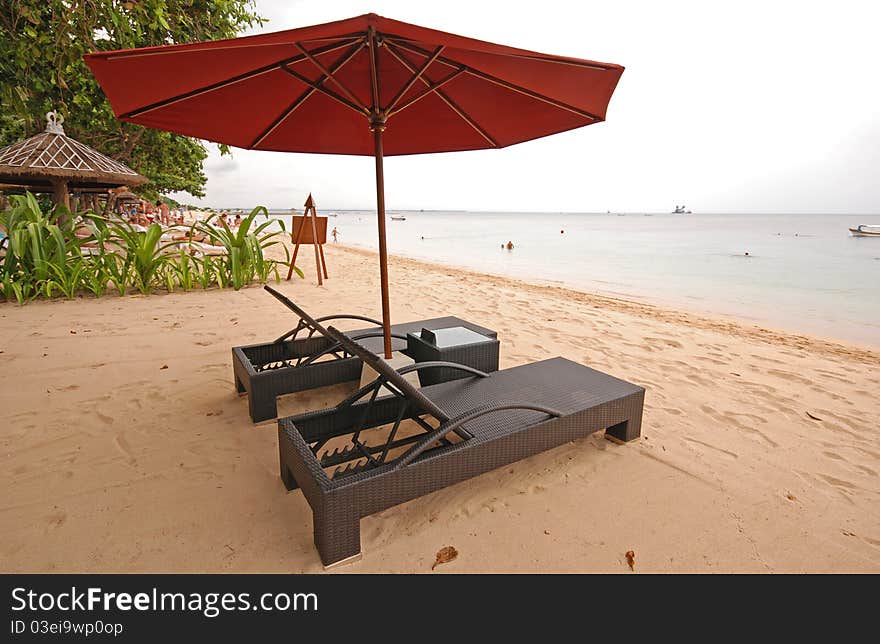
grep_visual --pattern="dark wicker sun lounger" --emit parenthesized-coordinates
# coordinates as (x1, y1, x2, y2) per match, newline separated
(278, 326, 645, 567)
(232, 286, 499, 422)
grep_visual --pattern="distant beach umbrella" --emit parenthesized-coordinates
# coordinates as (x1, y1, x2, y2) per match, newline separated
(85, 13, 622, 356)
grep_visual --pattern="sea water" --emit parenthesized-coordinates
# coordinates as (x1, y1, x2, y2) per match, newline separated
(267, 210, 880, 347)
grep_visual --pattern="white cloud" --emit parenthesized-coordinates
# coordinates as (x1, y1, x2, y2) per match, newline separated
(171, 0, 880, 213)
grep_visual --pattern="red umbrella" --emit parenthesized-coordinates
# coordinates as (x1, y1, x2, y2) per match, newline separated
(85, 13, 623, 357)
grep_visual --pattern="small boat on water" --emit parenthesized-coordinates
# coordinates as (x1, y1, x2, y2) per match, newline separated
(390, 215, 406, 221)
(672, 204, 692, 214)
(849, 224, 880, 237)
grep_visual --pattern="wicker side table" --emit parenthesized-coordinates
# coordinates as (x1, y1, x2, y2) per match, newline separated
(406, 326, 500, 386)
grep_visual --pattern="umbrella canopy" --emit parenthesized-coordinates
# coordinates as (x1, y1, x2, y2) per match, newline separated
(0, 111, 147, 208)
(85, 13, 623, 356)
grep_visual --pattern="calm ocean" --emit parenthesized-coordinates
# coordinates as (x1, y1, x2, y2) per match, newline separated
(265, 210, 880, 347)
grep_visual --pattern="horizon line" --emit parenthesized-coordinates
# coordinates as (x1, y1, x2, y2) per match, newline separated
(196, 207, 880, 217)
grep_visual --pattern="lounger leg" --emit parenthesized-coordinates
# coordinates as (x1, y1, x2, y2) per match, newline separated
(605, 413, 643, 443)
(280, 463, 300, 491)
(250, 391, 278, 423)
(234, 375, 246, 395)
(314, 506, 361, 567)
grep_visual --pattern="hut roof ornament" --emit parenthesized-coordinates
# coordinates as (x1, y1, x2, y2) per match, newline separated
(44, 110, 65, 135)
(0, 110, 147, 209)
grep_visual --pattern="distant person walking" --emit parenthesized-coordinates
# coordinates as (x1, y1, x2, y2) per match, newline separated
(331, 226, 339, 243)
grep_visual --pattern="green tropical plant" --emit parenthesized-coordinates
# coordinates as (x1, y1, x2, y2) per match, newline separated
(192, 255, 215, 290)
(82, 257, 110, 298)
(1, 271, 35, 304)
(106, 221, 176, 294)
(1, 192, 75, 282)
(44, 257, 88, 299)
(0, 192, 293, 303)
(195, 207, 293, 289)
(169, 250, 196, 291)
(103, 253, 132, 297)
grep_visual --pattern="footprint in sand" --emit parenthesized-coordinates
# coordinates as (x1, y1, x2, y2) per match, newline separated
(113, 432, 138, 467)
(699, 404, 777, 447)
(95, 410, 115, 425)
(645, 336, 684, 350)
(817, 473, 858, 492)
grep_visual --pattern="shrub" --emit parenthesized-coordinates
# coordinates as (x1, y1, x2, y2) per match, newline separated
(0, 192, 300, 303)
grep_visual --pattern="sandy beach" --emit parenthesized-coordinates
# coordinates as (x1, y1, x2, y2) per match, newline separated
(2, 242, 878, 573)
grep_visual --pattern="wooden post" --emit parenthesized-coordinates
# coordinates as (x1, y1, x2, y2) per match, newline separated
(317, 242, 329, 279)
(306, 194, 323, 286)
(51, 179, 70, 223)
(286, 207, 308, 280)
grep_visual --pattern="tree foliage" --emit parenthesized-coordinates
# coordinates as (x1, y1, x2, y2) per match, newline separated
(0, 0, 264, 199)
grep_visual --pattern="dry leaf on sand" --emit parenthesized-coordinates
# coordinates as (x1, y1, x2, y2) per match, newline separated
(625, 550, 635, 571)
(432, 546, 458, 571)
(805, 411, 823, 421)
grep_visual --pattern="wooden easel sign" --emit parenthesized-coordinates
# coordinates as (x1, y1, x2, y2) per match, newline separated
(286, 193, 329, 284)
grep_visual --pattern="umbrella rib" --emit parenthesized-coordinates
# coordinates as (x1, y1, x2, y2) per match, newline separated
(384, 45, 445, 113)
(368, 27, 381, 118)
(386, 68, 464, 118)
(251, 41, 366, 149)
(117, 38, 362, 120)
(279, 66, 369, 116)
(387, 38, 602, 122)
(294, 41, 368, 113)
(384, 42, 498, 148)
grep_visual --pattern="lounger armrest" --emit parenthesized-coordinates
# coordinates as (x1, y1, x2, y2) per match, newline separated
(326, 326, 451, 424)
(314, 314, 384, 328)
(391, 403, 563, 470)
(298, 331, 409, 368)
(266, 285, 334, 344)
(275, 314, 385, 344)
(334, 361, 487, 409)
(396, 361, 489, 379)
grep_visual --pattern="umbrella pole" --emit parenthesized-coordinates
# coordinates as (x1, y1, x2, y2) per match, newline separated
(372, 124, 393, 359)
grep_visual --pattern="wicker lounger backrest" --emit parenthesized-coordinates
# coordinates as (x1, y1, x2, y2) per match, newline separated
(325, 326, 450, 422)
(264, 285, 332, 338)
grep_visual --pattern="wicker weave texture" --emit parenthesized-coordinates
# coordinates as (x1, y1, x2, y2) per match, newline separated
(278, 357, 644, 565)
(233, 316, 497, 422)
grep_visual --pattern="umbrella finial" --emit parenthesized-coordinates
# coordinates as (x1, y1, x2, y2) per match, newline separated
(304, 193, 315, 209)
(45, 111, 65, 135)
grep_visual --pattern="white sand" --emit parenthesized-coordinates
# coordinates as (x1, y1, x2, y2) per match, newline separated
(1, 243, 878, 572)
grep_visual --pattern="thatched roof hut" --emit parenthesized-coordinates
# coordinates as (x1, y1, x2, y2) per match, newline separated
(0, 111, 147, 209)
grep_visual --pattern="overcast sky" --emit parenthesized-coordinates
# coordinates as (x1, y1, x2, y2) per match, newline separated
(169, 0, 880, 214)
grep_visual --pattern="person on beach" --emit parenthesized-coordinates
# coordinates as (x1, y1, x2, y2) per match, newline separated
(506, 241, 514, 250)
(234, 214, 242, 227)
(219, 212, 229, 227)
(332, 227, 338, 243)
(157, 200, 170, 226)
